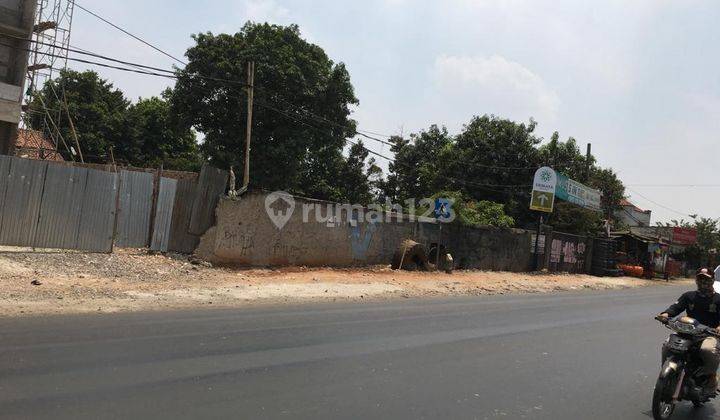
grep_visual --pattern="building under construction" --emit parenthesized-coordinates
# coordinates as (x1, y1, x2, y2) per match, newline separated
(0, 0, 73, 158)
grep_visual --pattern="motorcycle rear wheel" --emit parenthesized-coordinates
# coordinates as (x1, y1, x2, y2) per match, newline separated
(652, 376, 676, 420)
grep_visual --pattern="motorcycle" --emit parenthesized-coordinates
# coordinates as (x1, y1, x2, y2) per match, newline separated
(652, 315, 720, 419)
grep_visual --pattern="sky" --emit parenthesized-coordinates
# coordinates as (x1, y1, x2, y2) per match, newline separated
(67, 0, 720, 223)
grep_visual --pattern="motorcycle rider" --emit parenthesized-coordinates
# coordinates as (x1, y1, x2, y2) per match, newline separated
(658, 268, 720, 392)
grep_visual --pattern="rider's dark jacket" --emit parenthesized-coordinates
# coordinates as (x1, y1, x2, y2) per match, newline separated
(665, 291, 720, 328)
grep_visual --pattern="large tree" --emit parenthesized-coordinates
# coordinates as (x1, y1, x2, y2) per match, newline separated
(383, 115, 627, 234)
(28, 69, 129, 163)
(125, 91, 202, 171)
(384, 125, 453, 202)
(385, 115, 542, 226)
(172, 22, 369, 201)
(537, 132, 594, 180)
(28, 70, 200, 170)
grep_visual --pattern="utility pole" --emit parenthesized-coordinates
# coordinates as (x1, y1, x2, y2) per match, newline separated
(243, 61, 255, 189)
(584, 143, 592, 182)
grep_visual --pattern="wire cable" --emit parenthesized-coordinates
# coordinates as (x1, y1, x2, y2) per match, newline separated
(625, 187, 692, 218)
(71, 1, 187, 66)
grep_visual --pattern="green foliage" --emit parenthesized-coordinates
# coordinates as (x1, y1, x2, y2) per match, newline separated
(28, 70, 201, 171)
(547, 201, 603, 236)
(662, 217, 720, 267)
(125, 91, 203, 171)
(424, 191, 515, 228)
(537, 132, 594, 179)
(28, 69, 130, 163)
(656, 219, 694, 228)
(383, 125, 452, 201)
(588, 167, 625, 219)
(692, 217, 719, 253)
(384, 114, 626, 234)
(171, 22, 370, 202)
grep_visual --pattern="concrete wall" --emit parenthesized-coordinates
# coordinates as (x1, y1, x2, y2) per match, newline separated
(196, 191, 535, 271)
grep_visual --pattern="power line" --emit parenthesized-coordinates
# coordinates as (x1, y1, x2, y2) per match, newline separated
(4, 37, 253, 88)
(627, 184, 720, 187)
(254, 99, 531, 191)
(67, 2, 403, 142)
(31, 38, 177, 75)
(345, 139, 531, 190)
(71, 1, 187, 66)
(19, 39, 537, 176)
(626, 187, 692, 218)
(21, 39, 538, 172)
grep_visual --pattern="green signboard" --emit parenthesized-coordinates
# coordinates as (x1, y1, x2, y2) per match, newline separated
(530, 167, 557, 213)
(555, 172, 602, 212)
(530, 190, 555, 212)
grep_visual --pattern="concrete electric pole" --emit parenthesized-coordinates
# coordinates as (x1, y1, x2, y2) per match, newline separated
(243, 61, 255, 189)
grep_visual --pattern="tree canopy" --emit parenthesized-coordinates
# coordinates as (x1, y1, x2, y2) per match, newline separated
(383, 115, 626, 233)
(27, 70, 200, 170)
(171, 22, 370, 202)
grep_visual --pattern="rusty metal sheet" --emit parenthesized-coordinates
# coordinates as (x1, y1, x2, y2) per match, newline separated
(0, 157, 47, 247)
(150, 177, 177, 252)
(115, 170, 153, 248)
(34, 164, 88, 249)
(168, 178, 199, 254)
(76, 170, 117, 252)
(188, 165, 227, 235)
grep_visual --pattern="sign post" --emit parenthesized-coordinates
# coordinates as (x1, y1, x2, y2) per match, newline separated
(530, 167, 557, 213)
(530, 167, 557, 270)
(434, 198, 452, 272)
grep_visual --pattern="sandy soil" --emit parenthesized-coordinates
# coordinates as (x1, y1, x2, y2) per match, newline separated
(0, 247, 690, 317)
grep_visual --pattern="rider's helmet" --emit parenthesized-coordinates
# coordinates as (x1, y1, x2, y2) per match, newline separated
(695, 267, 715, 296)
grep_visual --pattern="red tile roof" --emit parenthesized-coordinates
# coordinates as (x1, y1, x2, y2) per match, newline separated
(619, 198, 649, 213)
(15, 129, 64, 161)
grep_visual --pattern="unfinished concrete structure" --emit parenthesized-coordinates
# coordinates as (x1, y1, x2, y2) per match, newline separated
(0, 0, 36, 154)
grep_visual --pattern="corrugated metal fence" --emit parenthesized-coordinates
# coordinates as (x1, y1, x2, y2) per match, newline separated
(0, 156, 227, 253)
(115, 170, 154, 248)
(0, 155, 118, 252)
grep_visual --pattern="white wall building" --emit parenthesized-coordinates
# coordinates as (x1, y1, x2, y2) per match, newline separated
(615, 199, 652, 227)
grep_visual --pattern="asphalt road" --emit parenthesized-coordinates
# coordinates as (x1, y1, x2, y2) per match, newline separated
(1, 285, 717, 420)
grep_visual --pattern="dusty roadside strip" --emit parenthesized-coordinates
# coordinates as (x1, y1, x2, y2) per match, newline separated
(0, 248, 691, 317)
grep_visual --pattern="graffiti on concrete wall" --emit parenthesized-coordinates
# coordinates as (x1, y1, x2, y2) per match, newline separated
(272, 242, 305, 260)
(219, 229, 255, 256)
(350, 221, 377, 260)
